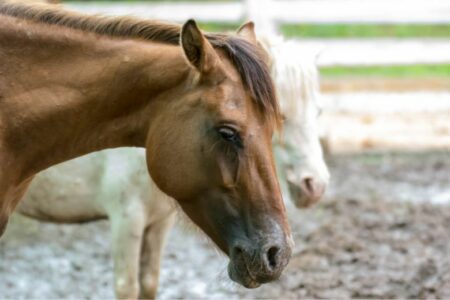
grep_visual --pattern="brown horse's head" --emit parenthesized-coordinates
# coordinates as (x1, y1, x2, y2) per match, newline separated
(146, 21, 292, 288)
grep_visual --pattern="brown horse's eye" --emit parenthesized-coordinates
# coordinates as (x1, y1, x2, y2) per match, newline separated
(218, 126, 236, 140)
(217, 126, 243, 148)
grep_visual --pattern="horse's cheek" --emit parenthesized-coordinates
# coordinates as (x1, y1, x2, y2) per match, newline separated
(145, 135, 202, 201)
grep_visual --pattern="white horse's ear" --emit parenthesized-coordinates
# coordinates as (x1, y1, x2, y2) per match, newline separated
(237, 21, 258, 44)
(314, 47, 325, 64)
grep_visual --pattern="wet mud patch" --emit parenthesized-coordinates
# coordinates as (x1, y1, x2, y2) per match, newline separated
(261, 197, 450, 299)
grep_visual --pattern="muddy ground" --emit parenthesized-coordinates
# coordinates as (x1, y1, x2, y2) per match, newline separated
(1, 151, 449, 299)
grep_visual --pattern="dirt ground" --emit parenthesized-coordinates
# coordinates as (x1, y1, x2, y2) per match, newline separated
(0, 151, 449, 299)
(319, 93, 450, 154)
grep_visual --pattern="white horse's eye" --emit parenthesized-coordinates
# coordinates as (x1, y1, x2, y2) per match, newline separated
(317, 107, 323, 117)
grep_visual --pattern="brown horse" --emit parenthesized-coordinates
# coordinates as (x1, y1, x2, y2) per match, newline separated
(0, 0, 291, 290)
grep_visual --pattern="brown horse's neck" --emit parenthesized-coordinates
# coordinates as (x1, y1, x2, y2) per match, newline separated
(0, 16, 190, 181)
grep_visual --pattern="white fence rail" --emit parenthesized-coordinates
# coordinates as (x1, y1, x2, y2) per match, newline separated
(66, 0, 450, 24)
(298, 39, 450, 66)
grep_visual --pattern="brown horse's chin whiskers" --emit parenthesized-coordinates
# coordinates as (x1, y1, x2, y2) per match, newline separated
(227, 259, 261, 289)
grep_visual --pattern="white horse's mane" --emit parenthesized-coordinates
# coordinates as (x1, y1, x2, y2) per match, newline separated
(261, 35, 321, 121)
(260, 34, 330, 208)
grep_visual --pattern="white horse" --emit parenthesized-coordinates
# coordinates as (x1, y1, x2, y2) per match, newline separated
(15, 36, 329, 299)
(266, 36, 330, 208)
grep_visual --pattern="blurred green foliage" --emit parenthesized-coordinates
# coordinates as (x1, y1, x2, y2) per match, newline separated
(282, 24, 450, 39)
(320, 64, 450, 78)
(199, 22, 450, 38)
(199, 22, 238, 32)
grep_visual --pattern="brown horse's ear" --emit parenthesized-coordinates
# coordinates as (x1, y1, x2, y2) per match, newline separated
(181, 19, 218, 73)
(237, 21, 258, 45)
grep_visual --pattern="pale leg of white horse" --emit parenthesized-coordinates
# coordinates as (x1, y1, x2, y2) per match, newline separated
(110, 206, 146, 300)
(138, 212, 175, 299)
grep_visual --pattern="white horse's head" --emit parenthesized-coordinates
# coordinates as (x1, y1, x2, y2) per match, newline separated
(262, 36, 330, 208)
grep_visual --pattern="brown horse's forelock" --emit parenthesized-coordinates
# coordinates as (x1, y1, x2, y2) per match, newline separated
(0, 1, 281, 127)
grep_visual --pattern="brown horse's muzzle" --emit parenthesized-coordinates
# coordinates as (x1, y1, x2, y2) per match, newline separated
(227, 232, 292, 288)
(179, 193, 292, 288)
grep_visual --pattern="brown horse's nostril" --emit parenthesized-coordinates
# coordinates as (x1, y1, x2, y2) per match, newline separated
(266, 245, 280, 270)
(232, 245, 244, 258)
(229, 240, 291, 286)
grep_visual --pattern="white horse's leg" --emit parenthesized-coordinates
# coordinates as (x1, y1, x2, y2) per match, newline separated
(96, 150, 149, 299)
(110, 207, 146, 300)
(138, 212, 175, 299)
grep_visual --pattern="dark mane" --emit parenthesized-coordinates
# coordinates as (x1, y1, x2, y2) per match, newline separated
(0, 1, 280, 125)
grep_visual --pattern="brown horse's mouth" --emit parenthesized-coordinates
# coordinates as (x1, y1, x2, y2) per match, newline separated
(228, 260, 261, 289)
